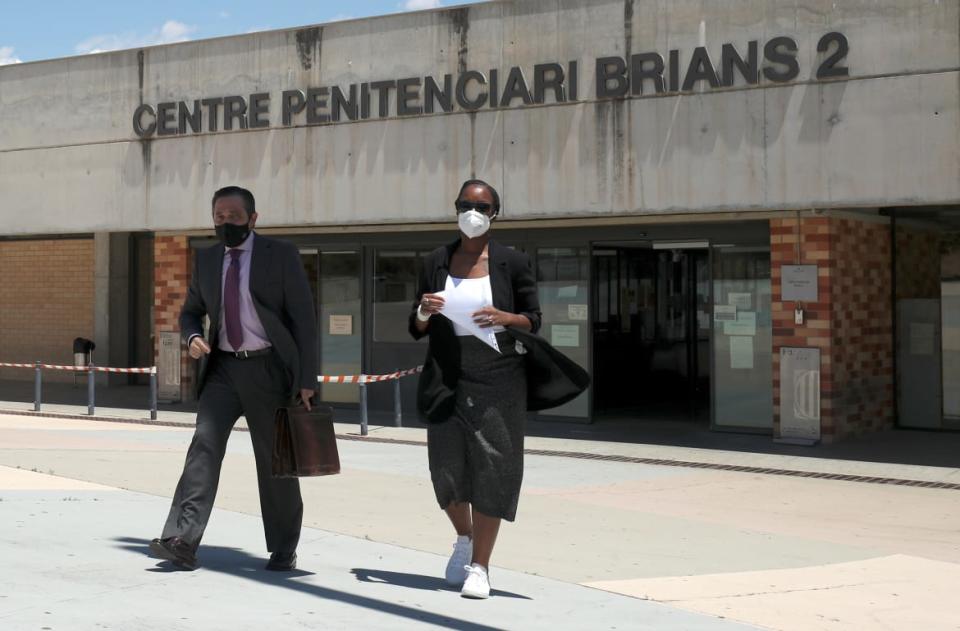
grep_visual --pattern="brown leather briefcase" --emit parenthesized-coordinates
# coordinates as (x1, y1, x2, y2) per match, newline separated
(271, 402, 341, 477)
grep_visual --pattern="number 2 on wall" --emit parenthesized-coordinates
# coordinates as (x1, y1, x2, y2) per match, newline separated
(817, 32, 850, 79)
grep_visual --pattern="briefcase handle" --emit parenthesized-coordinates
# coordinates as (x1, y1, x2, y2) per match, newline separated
(295, 391, 318, 407)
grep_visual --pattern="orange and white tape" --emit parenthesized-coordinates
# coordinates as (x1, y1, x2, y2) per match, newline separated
(0, 362, 156, 374)
(317, 365, 423, 384)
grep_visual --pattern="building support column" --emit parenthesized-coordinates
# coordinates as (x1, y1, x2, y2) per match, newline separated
(93, 232, 132, 385)
(153, 235, 195, 402)
(771, 212, 894, 443)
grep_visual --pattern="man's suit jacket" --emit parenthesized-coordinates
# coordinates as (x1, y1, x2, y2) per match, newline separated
(179, 233, 318, 399)
(408, 238, 589, 422)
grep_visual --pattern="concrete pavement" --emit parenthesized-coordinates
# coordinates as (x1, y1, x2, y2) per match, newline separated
(1, 411, 959, 629)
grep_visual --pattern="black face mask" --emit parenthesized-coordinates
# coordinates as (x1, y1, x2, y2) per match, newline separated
(215, 222, 250, 248)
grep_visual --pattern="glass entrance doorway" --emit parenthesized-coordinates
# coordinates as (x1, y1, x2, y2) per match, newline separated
(894, 207, 960, 430)
(592, 243, 711, 421)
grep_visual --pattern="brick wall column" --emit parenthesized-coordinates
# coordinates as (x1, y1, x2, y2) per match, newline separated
(771, 214, 894, 442)
(153, 236, 195, 401)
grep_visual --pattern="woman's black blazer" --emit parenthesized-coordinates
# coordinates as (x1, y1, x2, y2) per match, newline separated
(409, 238, 588, 422)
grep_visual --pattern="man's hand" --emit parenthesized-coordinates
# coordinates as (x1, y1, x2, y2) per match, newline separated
(189, 337, 212, 359)
(300, 388, 316, 411)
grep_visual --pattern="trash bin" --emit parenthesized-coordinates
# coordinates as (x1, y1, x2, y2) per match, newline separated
(73, 337, 95, 367)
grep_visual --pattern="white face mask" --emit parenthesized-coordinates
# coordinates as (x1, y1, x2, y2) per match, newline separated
(458, 209, 491, 239)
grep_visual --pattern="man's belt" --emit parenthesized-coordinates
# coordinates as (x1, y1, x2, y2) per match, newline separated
(219, 347, 273, 359)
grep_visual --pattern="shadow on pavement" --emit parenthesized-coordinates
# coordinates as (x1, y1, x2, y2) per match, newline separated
(351, 568, 532, 600)
(116, 537, 515, 630)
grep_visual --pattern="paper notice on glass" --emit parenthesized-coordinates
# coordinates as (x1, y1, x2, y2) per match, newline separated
(568, 304, 588, 321)
(435, 290, 501, 353)
(551, 324, 580, 347)
(728, 292, 752, 310)
(329, 315, 353, 335)
(730, 336, 754, 369)
(723, 311, 757, 336)
(714, 305, 737, 322)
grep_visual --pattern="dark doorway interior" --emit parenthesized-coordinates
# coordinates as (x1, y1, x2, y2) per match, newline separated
(592, 245, 710, 422)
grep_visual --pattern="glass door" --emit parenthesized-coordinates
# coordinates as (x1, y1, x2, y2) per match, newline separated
(301, 249, 363, 404)
(894, 208, 960, 430)
(591, 243, 710, 421)
(536, 246, 590, 420)
(710, 245, 773, 429)
(369, 247, 432, 414)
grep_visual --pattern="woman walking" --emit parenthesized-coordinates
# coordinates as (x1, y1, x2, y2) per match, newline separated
(408, 179, 540, 599)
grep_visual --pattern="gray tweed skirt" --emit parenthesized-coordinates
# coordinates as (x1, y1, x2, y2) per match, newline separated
(427, 331, 527, 522)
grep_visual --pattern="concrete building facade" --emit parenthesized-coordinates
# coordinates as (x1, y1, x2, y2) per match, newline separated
(1, 0, 958, 441)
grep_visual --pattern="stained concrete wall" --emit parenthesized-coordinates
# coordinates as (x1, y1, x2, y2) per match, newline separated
(0, 0, 957, 235)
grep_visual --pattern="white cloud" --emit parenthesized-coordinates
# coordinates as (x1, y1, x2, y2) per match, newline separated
(402, 0, 443, 10)
(218, 11, 230, 19)
(0, 46, 22, 65)
(75, 20, 197, 55)
(328, 13, 354, 22)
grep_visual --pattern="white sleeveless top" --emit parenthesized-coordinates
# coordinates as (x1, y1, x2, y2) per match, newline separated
(445, 275, 505, 337)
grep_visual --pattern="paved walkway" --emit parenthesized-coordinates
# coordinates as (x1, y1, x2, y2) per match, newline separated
(3, 469, 743, 630)
(2, 395, 958, 485)
(1, 412, 959, 630)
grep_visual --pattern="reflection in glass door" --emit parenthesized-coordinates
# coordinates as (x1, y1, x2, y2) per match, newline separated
(711, 246, 773, 429)
(894, 209, 960, 430)
(591, 244, 710, 421)
(536, 247, 590, 420)
(301, 250, 362, 403)
(370, 248, 431, 414)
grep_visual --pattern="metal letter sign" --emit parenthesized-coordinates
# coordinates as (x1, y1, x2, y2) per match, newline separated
(779, 347, 820, 443)
(158, 331, 182, 403)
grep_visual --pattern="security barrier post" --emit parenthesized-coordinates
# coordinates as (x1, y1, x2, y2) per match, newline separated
(34, 361, 42, 412)
(393, 376, 402, 427)
(87, 363, 95, 416)
(149, 370, 158, 420)
(359, 382, 369, 437)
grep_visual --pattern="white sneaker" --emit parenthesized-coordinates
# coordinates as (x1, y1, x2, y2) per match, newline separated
(460, 563, 490, 599)
(444, 536, 473, 586)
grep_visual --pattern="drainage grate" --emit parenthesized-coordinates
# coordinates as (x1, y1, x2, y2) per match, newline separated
(520, 448, 960, 490)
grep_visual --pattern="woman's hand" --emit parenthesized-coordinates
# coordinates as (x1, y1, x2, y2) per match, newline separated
(419, 293, 445, 316)
(473, 306, 511, 328)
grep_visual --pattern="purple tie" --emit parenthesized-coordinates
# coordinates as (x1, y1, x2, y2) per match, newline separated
(224, 249, 244, 351)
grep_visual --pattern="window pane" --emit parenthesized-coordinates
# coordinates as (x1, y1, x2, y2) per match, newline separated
(374, 249, 426, 343)
(319, 251, 362, 403)
(712, 247, 773, 429)
(536, 246, 590, 419)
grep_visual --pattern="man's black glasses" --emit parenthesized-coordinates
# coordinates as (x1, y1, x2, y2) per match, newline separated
(455, 200, 493, 214)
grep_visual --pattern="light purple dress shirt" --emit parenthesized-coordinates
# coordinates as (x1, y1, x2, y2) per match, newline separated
(217, 232, 272, 352)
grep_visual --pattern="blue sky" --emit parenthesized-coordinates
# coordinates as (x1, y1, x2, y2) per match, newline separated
(0, 0, 485, 65)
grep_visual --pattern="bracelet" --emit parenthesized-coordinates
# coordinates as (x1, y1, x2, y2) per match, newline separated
(416, 305, 431, 322)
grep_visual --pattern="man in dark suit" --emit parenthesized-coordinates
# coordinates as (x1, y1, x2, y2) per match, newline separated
(150, 186, 318, 571)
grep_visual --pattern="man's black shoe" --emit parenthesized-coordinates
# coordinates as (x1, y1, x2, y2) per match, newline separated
(149, 537, 199, 570)
(265, 551, 297, 571)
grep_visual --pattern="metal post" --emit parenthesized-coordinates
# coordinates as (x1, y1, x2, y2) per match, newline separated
(393, 376, 402, 427)
(33, 361, 41, 412)
(149, 370, 158, 420)
(359, 382, 369, 437)
(87, 363, 95, 416)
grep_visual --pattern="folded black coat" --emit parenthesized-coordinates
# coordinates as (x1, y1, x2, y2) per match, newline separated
(413, 319, 590, 423)
(408, 238, 590, 423)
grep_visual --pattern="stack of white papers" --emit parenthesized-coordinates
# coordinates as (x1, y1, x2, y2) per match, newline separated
(435, 285, 501, 353)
